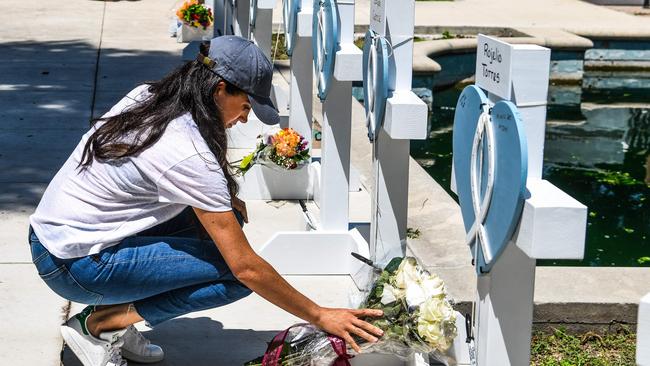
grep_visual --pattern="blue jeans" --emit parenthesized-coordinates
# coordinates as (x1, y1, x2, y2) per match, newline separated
(30, 207, 252, 326)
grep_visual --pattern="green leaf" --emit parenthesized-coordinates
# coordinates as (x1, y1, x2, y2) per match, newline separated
(383, 302, 402, 319)
(371, 283, 384, 300)
(384, 257, 403, 273)
(239, 152, 255, 170)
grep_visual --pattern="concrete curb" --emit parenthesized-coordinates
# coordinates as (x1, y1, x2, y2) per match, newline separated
(413, 28, 595, 75)
(569, 28, 650, 40)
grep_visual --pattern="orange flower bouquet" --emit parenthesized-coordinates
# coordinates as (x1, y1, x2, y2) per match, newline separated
(238, 128, 311, 174)
(176, 0, 213, 29)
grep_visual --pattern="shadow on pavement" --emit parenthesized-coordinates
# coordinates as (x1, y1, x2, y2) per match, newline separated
(61, 316, 278, 365)
(0, 39, 182, 210)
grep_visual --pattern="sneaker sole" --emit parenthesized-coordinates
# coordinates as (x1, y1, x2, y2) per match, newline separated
(61, 324, 99, 366)
(121, 349, 164, 364)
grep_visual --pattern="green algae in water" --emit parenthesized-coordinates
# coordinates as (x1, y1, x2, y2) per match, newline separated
(584, 170, 648, 187)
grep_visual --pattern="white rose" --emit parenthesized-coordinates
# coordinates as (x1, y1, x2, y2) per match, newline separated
(417, 297, 457, 352)
(394, 257, 420, 289)
(405, 282, 426, 307)
(390, 283, 406, 300)
(417, 321, 444, 344)
(421, 275, 446, 299)
(380, 284, 398, 304)
(420, 297, 443, 321)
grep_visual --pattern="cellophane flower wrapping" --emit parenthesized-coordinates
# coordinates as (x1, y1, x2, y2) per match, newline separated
(238, 128, 311, 174)
(244, 257, 458, 366)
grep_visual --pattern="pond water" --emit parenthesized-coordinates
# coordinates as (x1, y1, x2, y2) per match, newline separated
(408, 79, 650, 267)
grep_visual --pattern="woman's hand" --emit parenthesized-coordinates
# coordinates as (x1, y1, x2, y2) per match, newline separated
(315, 307, 384, 353)
(232, 196, 248, 223)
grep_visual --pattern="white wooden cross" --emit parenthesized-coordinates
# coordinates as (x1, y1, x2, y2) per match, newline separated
(240, 0, 370, 279)
(359, 0, 429, 364)
(366, 0, 428, 267)
(317, 0, 362, 230)
(452, 35, 588, 365)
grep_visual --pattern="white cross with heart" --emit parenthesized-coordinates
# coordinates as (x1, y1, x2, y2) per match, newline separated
(451, 35, 588, 365)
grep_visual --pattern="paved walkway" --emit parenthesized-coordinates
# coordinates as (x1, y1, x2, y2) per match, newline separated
(2, 0, 649, 365)
(1, 1, 188, 364)
(0, 2, 376, 365)
(272, 0, 650, 37)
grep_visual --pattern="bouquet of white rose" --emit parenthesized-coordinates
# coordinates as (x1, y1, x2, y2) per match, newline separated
(244, 257, 458, 366)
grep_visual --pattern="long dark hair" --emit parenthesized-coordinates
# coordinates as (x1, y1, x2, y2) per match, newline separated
(78, 46, 241, 197)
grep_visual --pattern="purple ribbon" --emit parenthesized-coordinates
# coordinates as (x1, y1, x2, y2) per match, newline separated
(262, 324, 304, 366)
(261, 325, 353, 366)
(327, 335, 354, 366)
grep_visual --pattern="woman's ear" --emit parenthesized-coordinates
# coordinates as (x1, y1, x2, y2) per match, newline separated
(214, 80, 227, 97)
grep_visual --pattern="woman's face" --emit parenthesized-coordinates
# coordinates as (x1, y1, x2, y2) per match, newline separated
(214, 81, 251, 129)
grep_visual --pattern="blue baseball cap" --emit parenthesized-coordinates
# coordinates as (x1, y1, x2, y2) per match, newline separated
(198, 36, 279, 125)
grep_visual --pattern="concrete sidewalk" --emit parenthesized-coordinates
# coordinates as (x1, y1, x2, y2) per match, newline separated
(0, 2, 375, 366)
(272, 0, 650, 37)
(1, 0, 649, 365)
(0, 1, 185, 364)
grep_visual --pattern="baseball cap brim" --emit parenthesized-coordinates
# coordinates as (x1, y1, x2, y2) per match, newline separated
(249, 94, 280, 125)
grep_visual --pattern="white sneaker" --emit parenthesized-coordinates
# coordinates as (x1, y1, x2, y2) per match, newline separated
(121, 325, 164, 363)
(61, 306, 128, 366)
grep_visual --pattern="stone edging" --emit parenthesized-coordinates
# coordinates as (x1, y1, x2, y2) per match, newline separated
(413, 27, 595, 74)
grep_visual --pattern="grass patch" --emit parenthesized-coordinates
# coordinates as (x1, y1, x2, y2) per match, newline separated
(530, 327, 636, 365)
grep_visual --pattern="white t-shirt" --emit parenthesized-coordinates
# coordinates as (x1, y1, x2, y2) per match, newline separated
(30, 85, 232, 259)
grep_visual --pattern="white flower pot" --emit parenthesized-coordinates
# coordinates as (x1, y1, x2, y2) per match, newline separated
(176, 23, 213, 43)
(236, 162, 317, 200)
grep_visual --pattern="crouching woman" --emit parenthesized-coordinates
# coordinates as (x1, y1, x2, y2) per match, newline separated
(29, 36, 383, 366)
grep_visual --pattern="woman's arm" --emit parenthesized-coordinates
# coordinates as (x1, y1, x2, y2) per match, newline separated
(193, 208, 383, 352)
